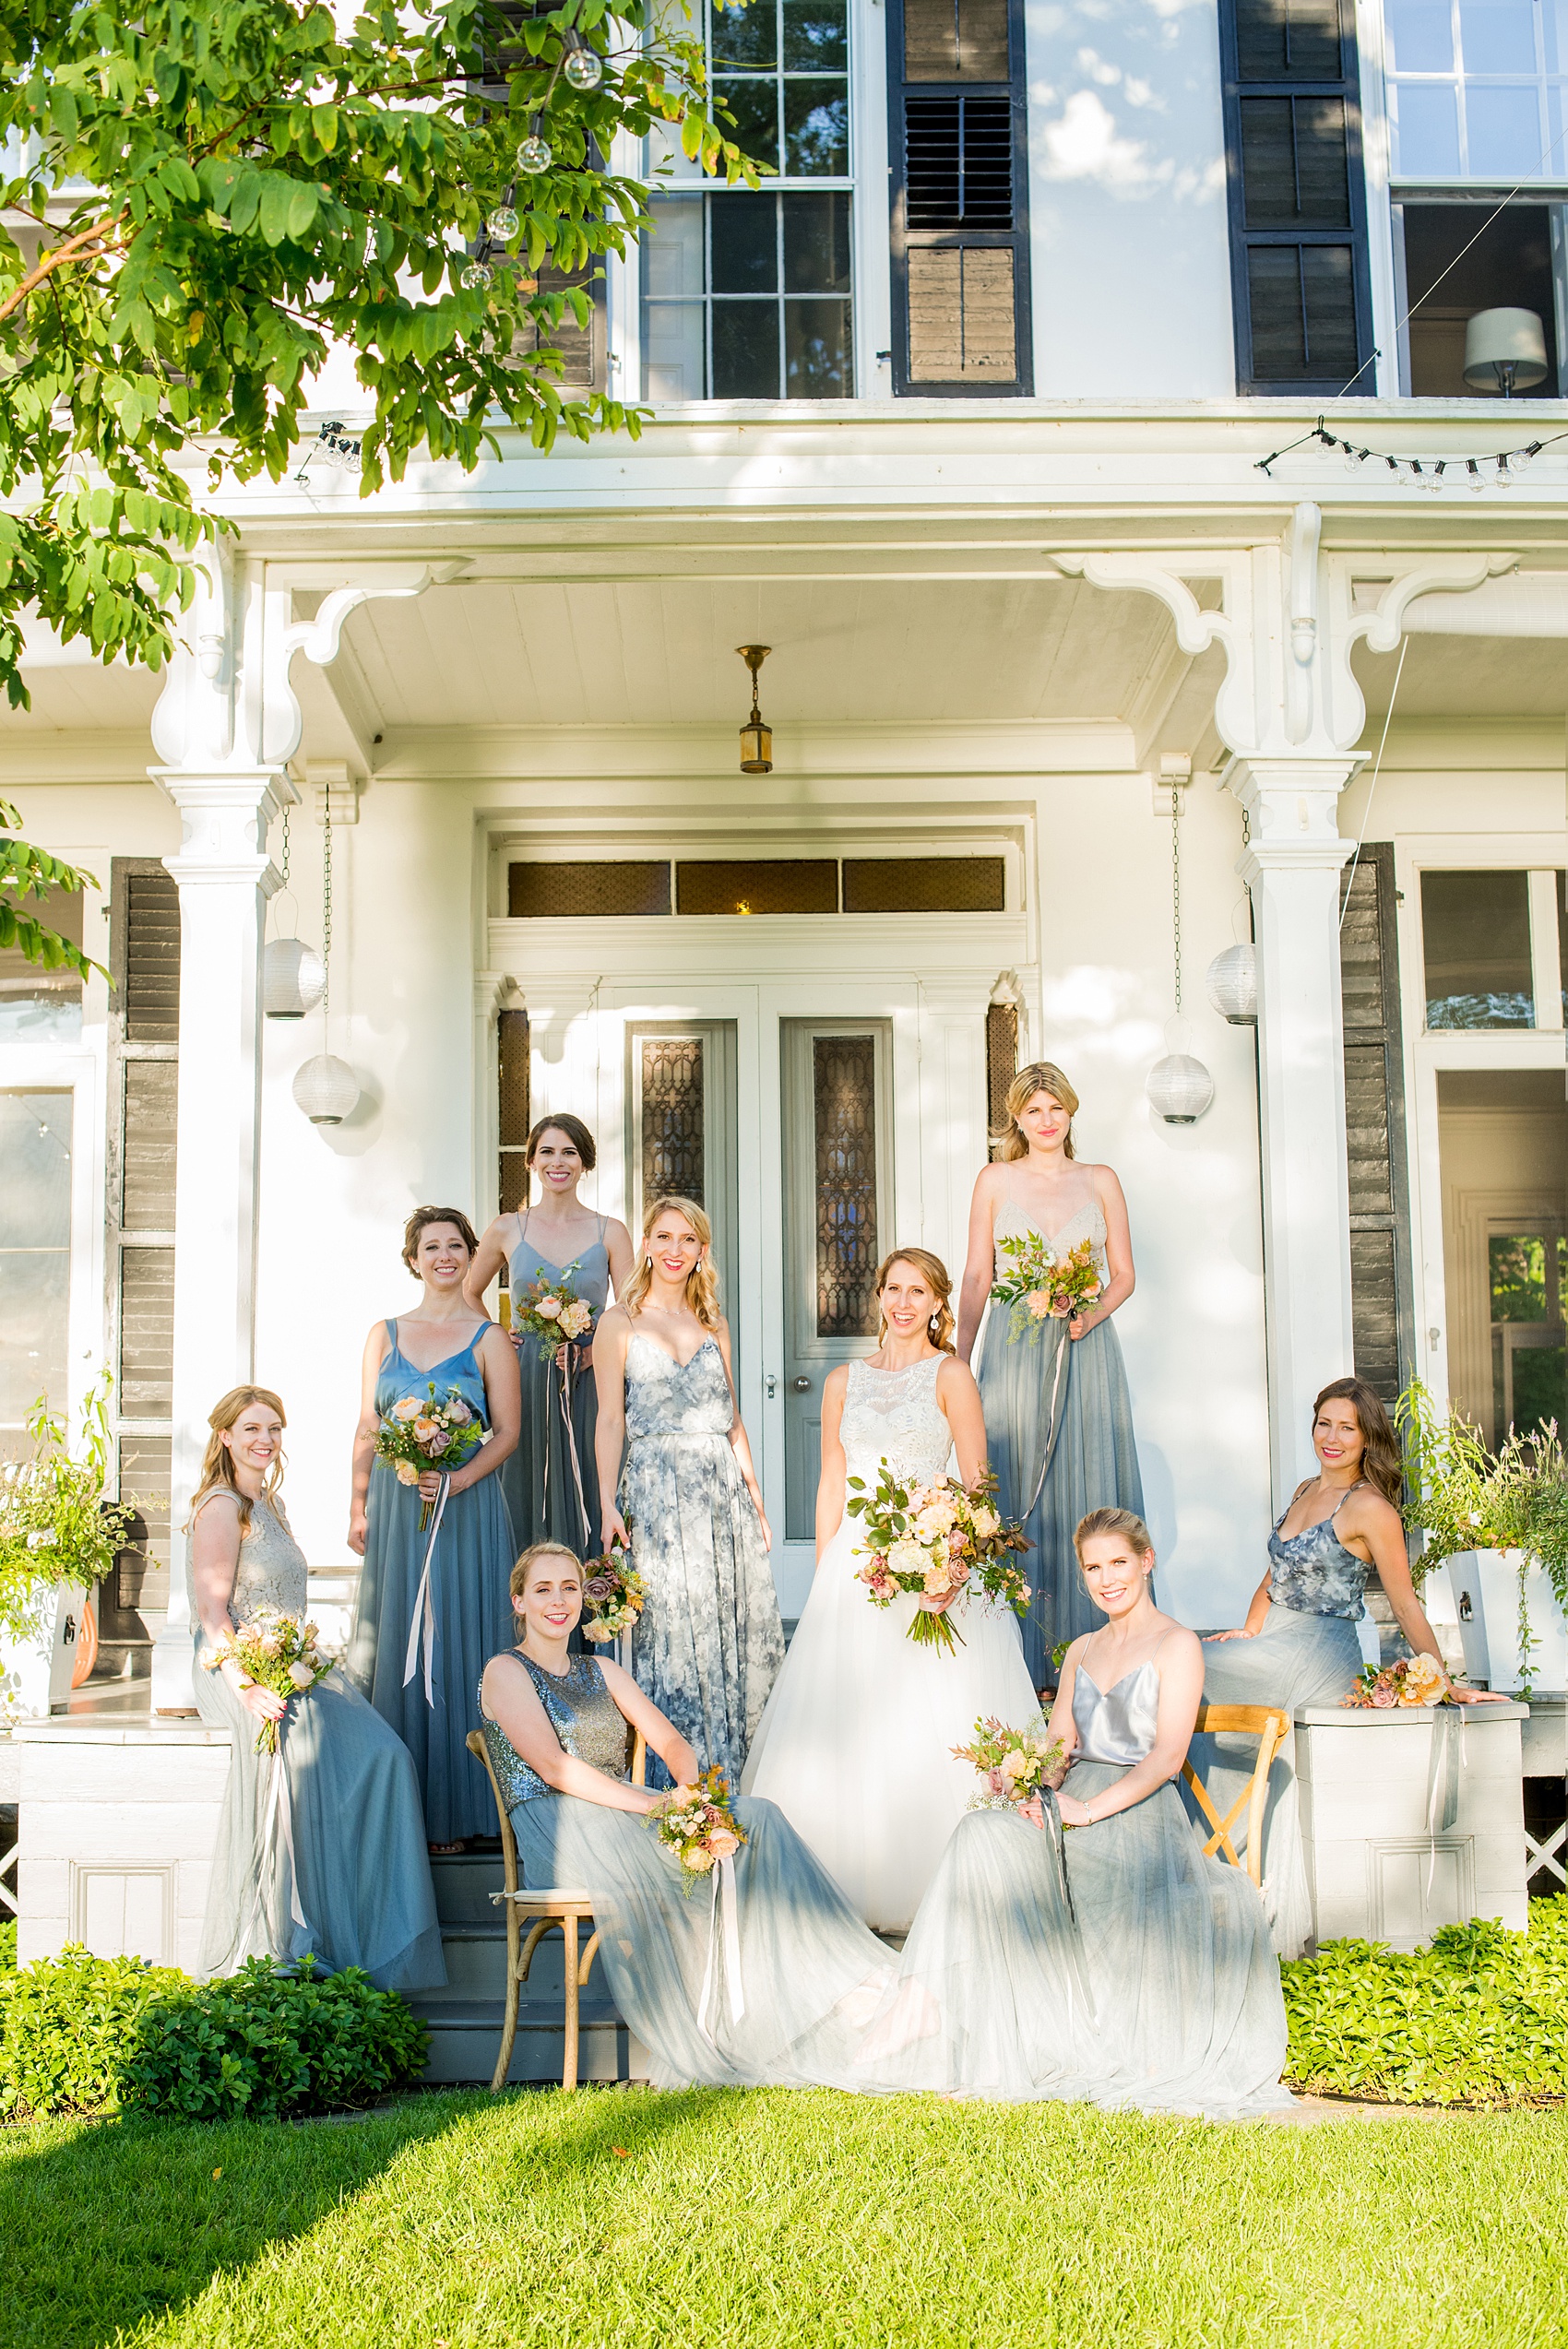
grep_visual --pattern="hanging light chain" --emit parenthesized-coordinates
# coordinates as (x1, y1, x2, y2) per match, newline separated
(1170, 782, 1183, 1014)
(321, 806, 333, 1020)
(279, 803, 291, 891)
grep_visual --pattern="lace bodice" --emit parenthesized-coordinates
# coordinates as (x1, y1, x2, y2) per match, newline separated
(190, 1492, 308, 1631)
(840, 1356, 954, 1489)
(993, 1188, 1108, 1282)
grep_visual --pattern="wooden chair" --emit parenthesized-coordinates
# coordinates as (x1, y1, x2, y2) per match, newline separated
(1181, 1703, 1290, 1888)
(466, 1722, 646, 2093)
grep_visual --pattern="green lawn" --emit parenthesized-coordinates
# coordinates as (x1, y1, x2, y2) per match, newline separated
(5, 2088, 1566, 2349)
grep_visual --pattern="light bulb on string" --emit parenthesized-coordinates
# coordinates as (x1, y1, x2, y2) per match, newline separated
(1497, 456, 1514, 487)
(1467, 459, 1484, 492)
(487, 204, 519, 241)
(461, 258, 493, 290)
(517, 131, 552, 174)
(564, 40, 604, 88)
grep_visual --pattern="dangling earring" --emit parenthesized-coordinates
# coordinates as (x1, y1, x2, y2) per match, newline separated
(644, 1255, 653, 1269)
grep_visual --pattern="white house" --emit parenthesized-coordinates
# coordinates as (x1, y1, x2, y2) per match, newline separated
(2, 0, 1564, 1988)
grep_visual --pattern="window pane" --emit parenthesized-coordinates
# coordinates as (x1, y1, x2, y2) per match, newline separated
(713, 299, 782, 394)
(785, 296, 852, 392)
(719, 77, 781, 168)
(711, 194, 778, 291)
(1544, 0, 1568, 75)
(1491, 1234, 1550, 1321)
(1458, 0, 1537, 72)
(646, 200, 705, 298)
(1465, 82, 1543, 175)
(1510, 1341, 1567, 1441)
(1559, 870, 1567, 1022)
(508, 861, 671, 918)
(677, 860, 837, 913)
(1393, 80, 1462, 173)
(0, 884, 83, 1044)
(1386, 0, 1455, 71)
(783, 190, 851, 290)
(784, 78, 849, 173)
(783, 0, 848, 72)
(1421, 869, 1535, 1026)
(0, 1089, 71, 1442)
(712, 0, 777, 66)
(645, 302, 707, 399)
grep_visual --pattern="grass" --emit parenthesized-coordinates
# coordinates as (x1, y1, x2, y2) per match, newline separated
(5, 2088, 1568, 2348)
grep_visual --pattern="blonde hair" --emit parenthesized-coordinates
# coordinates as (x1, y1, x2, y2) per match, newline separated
(187, 1386, 287, 1535)
(992, 1061, 1079, 1163)
(1073, 1506, 1153, 1564)
(510, 1541, 583, 1602)
(620, 1195, 722, 1332)
(875, 1247, 956, 1355)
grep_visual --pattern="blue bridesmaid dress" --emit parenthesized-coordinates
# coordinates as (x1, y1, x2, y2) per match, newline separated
(347, 1321, 517, 1845)
(504, 1210, 611, 1561)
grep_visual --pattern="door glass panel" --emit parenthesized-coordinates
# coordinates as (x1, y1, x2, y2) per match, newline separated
(1490, 1229, 1567, 1441)
(0, 1089, 72, 1453)
(813, 1034, 882, 1335)
(641, 1035, 706, 1202)
(628, 1023, 740, 1374)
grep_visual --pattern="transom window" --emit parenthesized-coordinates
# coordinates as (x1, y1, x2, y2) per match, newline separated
(1385, 0, 1568, 177)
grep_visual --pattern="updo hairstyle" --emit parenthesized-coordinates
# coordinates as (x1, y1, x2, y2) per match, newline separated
(874, 1247, 956, 1355)
(992, 1061, 1079, 1163)
(509, 1541, 583, 1602)
(401, 1204, 481, 1274)
(1073, 1506, 1154, 1568)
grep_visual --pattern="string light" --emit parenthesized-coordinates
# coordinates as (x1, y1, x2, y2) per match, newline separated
(1256, 416, 1562, 486)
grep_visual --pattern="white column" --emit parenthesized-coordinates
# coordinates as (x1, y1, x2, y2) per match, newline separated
(1231, 759, 1358, 1506)
(148, 767, 292, 1712)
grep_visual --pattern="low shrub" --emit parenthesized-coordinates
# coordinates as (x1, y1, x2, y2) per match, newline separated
(0, 1918, 16, 1971)
(1, 1948, 428, 2121)
(1283, 1893, 1568, 2106)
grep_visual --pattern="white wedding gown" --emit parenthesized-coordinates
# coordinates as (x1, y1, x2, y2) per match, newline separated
(742, 1356, 1039, 1931)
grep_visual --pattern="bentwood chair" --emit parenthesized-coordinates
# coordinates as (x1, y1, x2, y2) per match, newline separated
(467, 1722, 646, 2093)
(1181, 1703, 1290, 1888)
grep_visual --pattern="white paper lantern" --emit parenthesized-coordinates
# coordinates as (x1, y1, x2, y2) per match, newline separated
(262, 937, 327, 1020)
(1146, 1053, 1215, 1125)
(1204, 942, 1257, 1026)
(292, 1054, 360, 1126)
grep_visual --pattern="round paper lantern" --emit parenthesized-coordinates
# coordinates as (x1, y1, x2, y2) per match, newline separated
(1205, 942, 1257, 1026)
(292, 1054, 360, 1126)
(262, 937, 326, 1021)
(1146, 1053, 1215, 1125)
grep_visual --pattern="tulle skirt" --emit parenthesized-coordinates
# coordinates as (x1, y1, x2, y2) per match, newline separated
(851, 1762, 1291, 2118)
(742, 1515, 1039, 1930)
(511, 1792, 893, 2091)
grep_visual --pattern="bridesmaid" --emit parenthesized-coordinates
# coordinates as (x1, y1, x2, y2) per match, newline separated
(190, 1386, 445, 1989)
(956, 1061, 1145, 1685)
(466, 1114, 634, 1562)
(347, 1206, 520, 1852)
(480, 1543, 891, 2089)
(594, 1194, 783, 1785)
(852, 1510, 1291, 2117)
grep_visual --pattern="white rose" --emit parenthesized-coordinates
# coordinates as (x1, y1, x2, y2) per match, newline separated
(887, 1538, 930, 1580)
(536, 1296, 563, 1322)
(288, 1661, 316, 1690)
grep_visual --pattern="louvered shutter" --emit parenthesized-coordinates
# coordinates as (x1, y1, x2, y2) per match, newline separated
(1220, 0, 1373, 393)
(1339, 844, 1416, 1407)
(887, 0, 1032, 395)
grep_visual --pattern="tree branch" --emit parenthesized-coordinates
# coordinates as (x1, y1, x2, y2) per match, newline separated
(0, 210, 125, 328)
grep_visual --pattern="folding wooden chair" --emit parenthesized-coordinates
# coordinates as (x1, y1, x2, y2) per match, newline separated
(1181, 1703, 1290, 1887)
(466, 1722, 646, 2093)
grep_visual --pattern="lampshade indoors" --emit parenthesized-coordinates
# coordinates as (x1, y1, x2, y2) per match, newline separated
(1463, 307, 1549, 397)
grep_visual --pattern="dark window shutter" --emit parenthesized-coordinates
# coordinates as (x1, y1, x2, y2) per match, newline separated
(512, 262, 608, 393)
(887, 0, 1031, 395)
(1340, 845, 1416, 1408)
(1220, 0, 1372, 393)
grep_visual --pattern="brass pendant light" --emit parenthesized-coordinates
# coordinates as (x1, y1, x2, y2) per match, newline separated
(736, 644, 772, 774)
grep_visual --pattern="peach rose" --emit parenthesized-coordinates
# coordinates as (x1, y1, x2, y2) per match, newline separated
(707, 1829, 741, 1860)
(536, 1295, 563, 1321)
(1001, 1748, 1031, 1781)
(395, 1460, 420, 1487)
(287, 1660, 316, 1691)
(683, 1845, 716, 1873)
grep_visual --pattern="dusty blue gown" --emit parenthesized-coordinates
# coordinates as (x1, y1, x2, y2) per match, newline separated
(504, 1210, 610, 1561)
(850, 1657, 1291, 2116)
(192, 1491, 445, 1990)
(975, 1187, 1146, 1683)
(346, 1320, 517, 1845)
(620, 1330, 784, 1785)
(1194, 1488, 1370, 1955)
(481, 1652, 893, 2089)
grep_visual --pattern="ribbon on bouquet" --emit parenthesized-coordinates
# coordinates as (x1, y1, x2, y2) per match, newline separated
(236, 1717, 309, 1960)
(403, 1470, 452, 1707)
(1041, 1787, 1097, 2023)
(554, 1345, 593, 1550)
(695, 1854, 747, 2047)
(1025, 1319, 1075, 1517)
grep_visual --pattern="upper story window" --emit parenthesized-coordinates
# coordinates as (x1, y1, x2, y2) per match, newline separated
(641, 0, 853, 399)
(1385, 0, 1566, 176)
(1420, 867, 1566, 1027)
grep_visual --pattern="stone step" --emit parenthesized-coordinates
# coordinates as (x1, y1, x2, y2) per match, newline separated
(413, 1993, 645, 2085)
(429, 1851, 507, 1925)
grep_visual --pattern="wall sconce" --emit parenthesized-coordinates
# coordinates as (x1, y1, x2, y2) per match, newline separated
(737, 644, 772, 774)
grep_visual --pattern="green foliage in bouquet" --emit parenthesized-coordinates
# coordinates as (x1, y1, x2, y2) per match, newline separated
(0, 1377, 149, 1638)
(1282, 1897, 1568, 2106)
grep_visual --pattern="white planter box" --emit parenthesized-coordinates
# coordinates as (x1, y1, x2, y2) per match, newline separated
(0, 1582, 90, 1724)
(1445, 1549, 1568, 1694)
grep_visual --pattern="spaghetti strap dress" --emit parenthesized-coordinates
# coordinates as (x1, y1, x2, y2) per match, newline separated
(504, 1210, 611, 1560)
(345, 1320, 517, 1845)
(975, 1185, 1146, 1684)
(191, 1491, 445, 1990)
(1194, 1488, 1369, 1956)
(850, 1657, 1291, 2117)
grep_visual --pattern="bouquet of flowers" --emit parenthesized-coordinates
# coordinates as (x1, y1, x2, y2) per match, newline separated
(848, 1465, 1031, 1654)
(990, 1230, 1102, 1344)
(953, 1713, 1067, 1811)
(511, 1263, 595, 1365)
(581, 1540, 647, 1643)
(201, 1608, 333, 1754)
(1342, 1653, 1454, 1709)
(649, 1766, 748, 1890)
(374, 1386, 486, 1530)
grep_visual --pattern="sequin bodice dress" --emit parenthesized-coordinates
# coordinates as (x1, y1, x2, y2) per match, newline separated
(481, 1653, 629, 1807)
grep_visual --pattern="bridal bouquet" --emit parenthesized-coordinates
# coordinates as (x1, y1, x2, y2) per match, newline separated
(201, 1608, 333, 1755)
(581, 1540, 647, 1643)
(649, 1767, 748, 1890)
(511, 1263, 595, 1365)
(990, 1231, 1102, 1343)
(953, 1713, 1067, 1811)
(849, 1465, 1031, 1655)
(374, 1386, 486, 1530)
(1342, 1654, 1454, 1709)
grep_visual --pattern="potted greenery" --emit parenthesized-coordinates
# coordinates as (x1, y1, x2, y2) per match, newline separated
(1397, 1382, 1568, 1699)
(0, 1379, 146, 1721)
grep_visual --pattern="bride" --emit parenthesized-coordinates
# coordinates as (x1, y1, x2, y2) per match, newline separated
(742, 1247, 1039, 1931)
